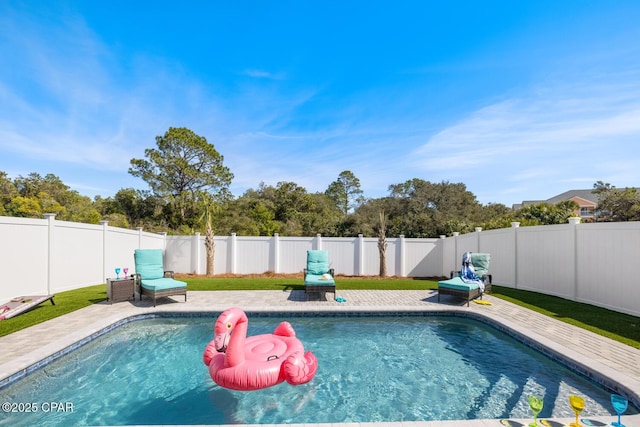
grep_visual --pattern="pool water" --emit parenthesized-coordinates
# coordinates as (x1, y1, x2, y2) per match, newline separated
(0, 315, 636, 426)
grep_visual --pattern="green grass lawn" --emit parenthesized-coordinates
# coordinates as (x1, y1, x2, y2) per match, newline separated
(0, 284, 107, 338)
(1, 277, 638, 350)
(493, 286, 640, 349)
(184, 276, 438, 291)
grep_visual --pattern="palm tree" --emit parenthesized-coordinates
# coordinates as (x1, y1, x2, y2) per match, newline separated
(377, 210, 387, 277)
(199, 193, 218, 276)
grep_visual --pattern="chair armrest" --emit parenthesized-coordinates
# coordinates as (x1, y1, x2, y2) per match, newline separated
(330, 268, 335, 277)
(164, 271, 175, 279)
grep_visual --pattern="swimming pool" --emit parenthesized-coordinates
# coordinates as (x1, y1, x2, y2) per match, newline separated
(0, 313, 637, 426)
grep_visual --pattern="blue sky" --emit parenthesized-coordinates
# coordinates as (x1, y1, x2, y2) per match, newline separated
(2, 1, 640, 207)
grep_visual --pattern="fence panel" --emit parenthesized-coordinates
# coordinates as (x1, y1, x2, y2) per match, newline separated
(322, 237, 358, 276)
(386, 238, 399, 276)
(212, 236, 230, 275)
(165, 236, 195, 274)
(106, 227, 143, 281)
(455, 232, 480, 260)
(235, 236, 271, 274)
(480, 227, 517, 286)
(441, 237, 457, 277)
(139, 232, 165, 249)
(516, 224, 575, 299)
(359, 238, 381, 276)
(52, 221, 104, 292)
(278, 237, 314, 274)
(576, 222, 640, 315)
(0, 217, 49, 301)
(404, 238, 439, 277)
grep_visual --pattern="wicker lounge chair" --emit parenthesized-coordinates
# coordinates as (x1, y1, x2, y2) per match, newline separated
(438, 252, 491, 306)
(134, 249, 187, 307)
(304, 250, 336, 300)
(437, 277, 483, 306)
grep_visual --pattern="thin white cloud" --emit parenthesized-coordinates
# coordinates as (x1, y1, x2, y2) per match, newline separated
(413, 79, 640, 174)
(243, 69, 271, 78)
(0, 9, 223, 174)
(405, 74, 640, 205)
(241, 69, 284, 80)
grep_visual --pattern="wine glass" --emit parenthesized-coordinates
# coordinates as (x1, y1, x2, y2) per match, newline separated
(568, 394, 584, 427)
(115, 267, 121, 279)
(611, 394, 628, 427)
(123, 267, 129, 278)
(528, 395, 543, 427)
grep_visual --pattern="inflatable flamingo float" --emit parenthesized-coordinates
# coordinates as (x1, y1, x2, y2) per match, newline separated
(203, 307, 318, 391)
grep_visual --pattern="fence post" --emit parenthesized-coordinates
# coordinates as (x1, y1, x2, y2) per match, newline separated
(316, 234, 322, 250)
(439, 235, 446, 277)
(43, 213, 56, 295)
(230, 233, 237, 274)
(452, 232, 459, 265)
(569, 219, 579, 301)
(273, 233, 280, 273)
(357, 234, 364, 275)
(136, 227, 143, 248)
(100, 220, 109, 283)
(511, 222, 520, 288)
(194, 232, 201, 275)
(160, 231, 167, 251)
(398, 235, 406, 277)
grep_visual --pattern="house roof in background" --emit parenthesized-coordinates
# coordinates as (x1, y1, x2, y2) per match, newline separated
(514, 187, 640, 210)
(544, 189, 600, 204)
(512, 189, 599, 210)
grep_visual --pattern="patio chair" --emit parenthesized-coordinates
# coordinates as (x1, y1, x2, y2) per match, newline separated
(450, 252, 492, 293)
(438, 252, 491, 306)
(304, 250, 336, 300)
(134, 249, 187, 307)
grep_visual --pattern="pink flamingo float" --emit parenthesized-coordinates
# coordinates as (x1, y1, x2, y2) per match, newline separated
(203, 307, 318, 391)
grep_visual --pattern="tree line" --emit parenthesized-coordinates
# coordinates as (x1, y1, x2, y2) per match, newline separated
(1, 128, 638, 239)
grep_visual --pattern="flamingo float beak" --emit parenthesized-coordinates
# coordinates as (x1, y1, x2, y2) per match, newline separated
(214, 332, 231, 353)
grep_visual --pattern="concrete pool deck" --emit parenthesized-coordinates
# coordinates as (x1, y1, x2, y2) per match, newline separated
(0, 289, 639, 427)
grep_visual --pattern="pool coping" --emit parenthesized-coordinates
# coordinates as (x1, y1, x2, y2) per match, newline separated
(1, 290, 639, 427)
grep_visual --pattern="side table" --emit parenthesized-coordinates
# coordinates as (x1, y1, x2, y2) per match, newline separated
(106, 277, 135, 304)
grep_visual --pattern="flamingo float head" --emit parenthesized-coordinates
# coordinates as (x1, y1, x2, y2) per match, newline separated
(213, 307, 247, 353)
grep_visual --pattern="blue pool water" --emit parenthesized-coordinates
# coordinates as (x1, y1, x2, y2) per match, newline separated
(0, 314, 636, 426)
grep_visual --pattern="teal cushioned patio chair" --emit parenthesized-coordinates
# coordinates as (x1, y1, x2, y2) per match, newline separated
(304, 250, 336, 300)
(134, 249, 187, 307)
(467, 252, 492, 290)
(438, 252, 492, 306)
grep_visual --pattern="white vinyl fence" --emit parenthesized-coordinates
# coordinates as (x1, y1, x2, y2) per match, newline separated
(0, 215, 164, 302)
(0, 215, 638, 317)
(165, 233, 440, 278)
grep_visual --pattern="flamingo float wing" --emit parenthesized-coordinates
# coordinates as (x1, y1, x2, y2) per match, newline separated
(283, 350, 318, 385)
